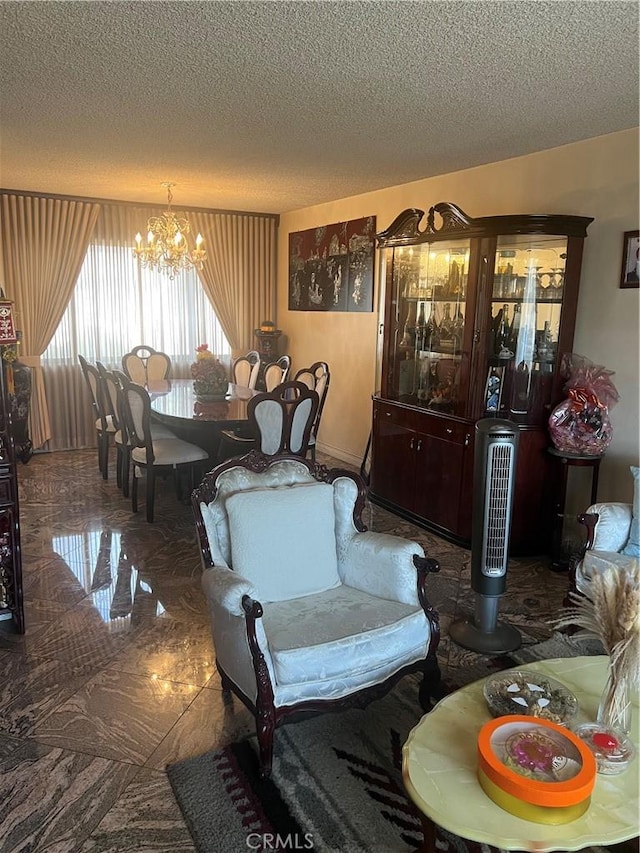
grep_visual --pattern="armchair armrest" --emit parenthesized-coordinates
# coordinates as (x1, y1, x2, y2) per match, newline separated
(201, 564, 258, 616)
(340, 531, 437, 606)
(579, 502, 632, 553)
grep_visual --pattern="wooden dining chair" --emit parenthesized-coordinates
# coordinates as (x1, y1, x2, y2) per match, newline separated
(96, 362, 126, 489)
(232, 351, 261, 389)
(79, 354, 116, 479)
(218, 380, 319, 461)
(263, 355, 291, 392)
(293, 361, 330, 460)
(118, 373, 208, 522)
(122, 345, 171, 385)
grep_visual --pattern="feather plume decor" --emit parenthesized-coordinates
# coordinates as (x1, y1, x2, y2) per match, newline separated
(556, 562, 639, 733)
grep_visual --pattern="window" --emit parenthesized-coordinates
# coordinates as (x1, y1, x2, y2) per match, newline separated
(43, 241, 230, 369)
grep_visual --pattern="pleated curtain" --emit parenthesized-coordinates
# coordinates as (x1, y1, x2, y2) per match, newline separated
(189, 212, 277, 356)
(0, 193, 100, 449)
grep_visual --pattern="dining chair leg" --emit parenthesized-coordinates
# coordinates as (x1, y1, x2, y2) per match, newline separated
(146, 467, 156, 523)
(173, 466, 183, 502)
(131, 467, 139, 514)
(99, 434, 110, 480)
(122, 449, 131, 498)
(116, 446, 123, 490)
(96, 433, 104, 476)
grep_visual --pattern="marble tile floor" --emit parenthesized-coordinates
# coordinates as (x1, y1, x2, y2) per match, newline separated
(0, 448, 570, 853)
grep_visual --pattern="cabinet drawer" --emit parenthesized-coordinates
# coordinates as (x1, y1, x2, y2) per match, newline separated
(374, 400, 416, 430)
(0, 480, 11, 503)
(417, 412, 470, 445)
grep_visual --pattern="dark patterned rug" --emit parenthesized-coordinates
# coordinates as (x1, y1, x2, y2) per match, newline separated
(167, 633, 609, 853)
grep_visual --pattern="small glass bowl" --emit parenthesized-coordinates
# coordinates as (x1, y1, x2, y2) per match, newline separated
(573, 723, 636, 775)
(483, 670, 579, 725)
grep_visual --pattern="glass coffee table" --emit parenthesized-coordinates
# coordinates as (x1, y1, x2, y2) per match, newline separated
(403, 656, 639, 852)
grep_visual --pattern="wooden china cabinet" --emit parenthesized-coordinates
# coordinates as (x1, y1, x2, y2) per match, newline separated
(0, 303, 25, 633)
(369, 202, 593, 554)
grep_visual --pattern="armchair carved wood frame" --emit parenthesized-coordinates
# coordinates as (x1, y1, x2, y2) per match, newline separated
(192, 450, 441, 778)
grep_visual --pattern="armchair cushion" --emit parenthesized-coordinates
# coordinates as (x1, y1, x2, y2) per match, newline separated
(261, 584, 426, 686)
(622, 465, 640, 557)
(578, 549, 640, 594)
(226, 482, 341, 602)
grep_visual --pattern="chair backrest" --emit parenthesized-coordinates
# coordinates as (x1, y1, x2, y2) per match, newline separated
(192, 451, 366, 572)
(263, 355, 291, 392)
(118, 372, 154, 461)
(146, 351, 172, 382)
(111, 368, 132, 444)
(96, 361, 122, 432)
(122, 351, 148, 385)
(79, 354, 108, 431)
(293, 361, 330, 439)
(247, 380, 319, 456)
(232, 351, 261, 389)
(122, 345, 171, 384)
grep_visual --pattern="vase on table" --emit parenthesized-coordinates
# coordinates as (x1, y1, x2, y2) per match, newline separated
(597, 666, 632, 736)
(190, 344, 229, 401)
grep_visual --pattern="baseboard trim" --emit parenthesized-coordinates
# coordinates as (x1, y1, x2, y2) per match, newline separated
(315, 441, 362, 470)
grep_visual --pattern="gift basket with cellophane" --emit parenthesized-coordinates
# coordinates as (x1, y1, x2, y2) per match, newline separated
(548, 354, 619, 456)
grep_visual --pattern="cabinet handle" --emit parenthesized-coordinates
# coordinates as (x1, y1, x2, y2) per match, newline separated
(416, 439, 422, 451)
(410, 437, 415, 450)
(385, 411, 391, 417)
(445, 427, 453, 435)
(379, 324, 384, 335)
(473, 329, 480, 343)
(464, 433, 471, 446)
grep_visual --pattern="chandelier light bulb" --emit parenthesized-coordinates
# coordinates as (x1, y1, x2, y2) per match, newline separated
(133, 183, 207, 279)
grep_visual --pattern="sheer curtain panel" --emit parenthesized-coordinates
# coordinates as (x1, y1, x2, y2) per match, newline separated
(0, 193, 100, 449)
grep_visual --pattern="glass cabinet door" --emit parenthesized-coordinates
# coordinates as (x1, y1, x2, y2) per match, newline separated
(386, 238, 471, 415)
(484, 234, 568, 423)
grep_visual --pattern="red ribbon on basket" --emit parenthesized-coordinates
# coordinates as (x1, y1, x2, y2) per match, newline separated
(567, 387, 603, 411)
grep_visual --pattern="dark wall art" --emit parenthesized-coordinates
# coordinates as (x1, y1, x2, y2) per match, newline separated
(288, 216, 376, 312)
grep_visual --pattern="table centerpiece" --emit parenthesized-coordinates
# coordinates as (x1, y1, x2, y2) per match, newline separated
(191, 344, 229, 401)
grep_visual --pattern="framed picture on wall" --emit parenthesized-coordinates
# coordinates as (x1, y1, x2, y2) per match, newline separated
(620, 230, 639, 288)
(288, 216, 376, 312)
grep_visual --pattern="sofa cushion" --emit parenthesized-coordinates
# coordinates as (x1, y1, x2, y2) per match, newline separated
(261, 584, 426, 686)
(622, 465, 640, 557)
(226, 482, 340, 602)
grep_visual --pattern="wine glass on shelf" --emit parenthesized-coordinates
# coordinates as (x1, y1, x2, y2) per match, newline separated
(550, 268, 564, 295)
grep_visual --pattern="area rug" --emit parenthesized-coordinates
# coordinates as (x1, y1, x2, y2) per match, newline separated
(167, 633, 606, 853)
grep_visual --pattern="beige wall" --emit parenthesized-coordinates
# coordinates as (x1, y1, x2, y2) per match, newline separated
(278, 128, 640, 503)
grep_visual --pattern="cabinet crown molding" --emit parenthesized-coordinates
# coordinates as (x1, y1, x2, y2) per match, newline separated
(376, 203, 593, 246)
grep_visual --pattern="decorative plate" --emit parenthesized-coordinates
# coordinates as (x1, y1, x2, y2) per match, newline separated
(483, 670, 578, 725)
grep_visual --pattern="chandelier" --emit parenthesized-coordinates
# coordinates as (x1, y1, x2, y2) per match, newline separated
(134, 182, 206, 278)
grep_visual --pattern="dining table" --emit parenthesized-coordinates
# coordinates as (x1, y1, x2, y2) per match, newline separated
(148, 379, 259, 461)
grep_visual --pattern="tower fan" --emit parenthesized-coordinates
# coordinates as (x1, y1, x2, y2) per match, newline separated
(449, 419, 522, 653)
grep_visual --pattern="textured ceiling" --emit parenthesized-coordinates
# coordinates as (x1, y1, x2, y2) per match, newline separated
(1, 1, 638, 214)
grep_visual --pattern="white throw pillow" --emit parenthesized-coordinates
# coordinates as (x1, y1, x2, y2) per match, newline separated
(226, 482, 341, 602)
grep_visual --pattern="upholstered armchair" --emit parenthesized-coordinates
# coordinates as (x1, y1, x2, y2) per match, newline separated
(193, 451, 441, 777)
(568, 466, 639, 603)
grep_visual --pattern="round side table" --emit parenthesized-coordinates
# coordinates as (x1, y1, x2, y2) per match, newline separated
(547, 447, 604, 570)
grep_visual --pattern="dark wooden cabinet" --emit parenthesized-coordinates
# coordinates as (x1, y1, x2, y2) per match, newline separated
(0, 359, 25, 632)
(369, 202, 592, 553)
